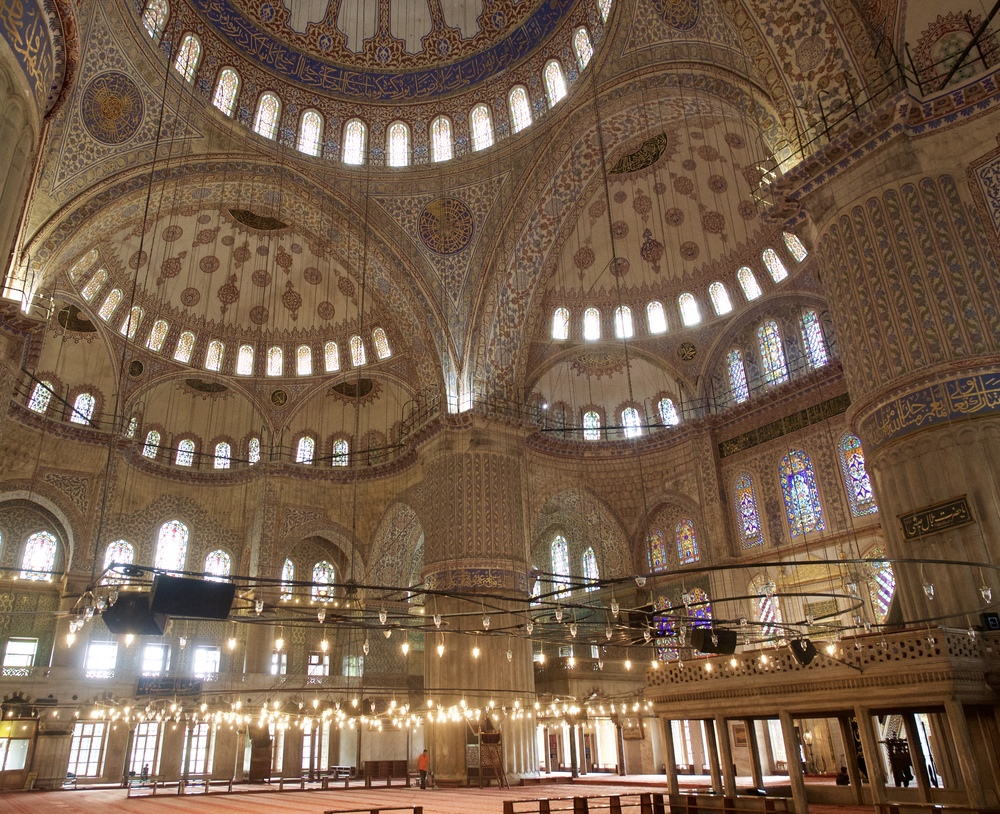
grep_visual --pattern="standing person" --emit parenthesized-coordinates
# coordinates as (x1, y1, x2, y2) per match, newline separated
(417, 749, 430, 789)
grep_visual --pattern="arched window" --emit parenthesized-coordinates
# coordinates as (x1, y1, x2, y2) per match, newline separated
(350, 335, 366, 366)
(81, 268, 107, 301)
(312, 561, 335, 600)
(552, 307, 570, 340)
(296, 435, 315, 464)
(125, 415, 137, 439)
(267, 346, 283, 376)
(98, 289, 122, 321)
(332, 438, 350, 467)
(727, 348, 749, 404)
(213, 68, 240, 116)
(508, 86, 532, 133)
(119, 305, 144, 339)
(839, 433, 877, 516)
(678, 293, 700, 326)
(174, 331, 195, 363)
(783, 231, 808, 262)
(675, 519, 699, 564)
(582, 547, 599, 591)
(248, 436, 260, 465)
(147, 319, 169, 352)
(583, 410, 601, 441)
(141, 0, 169, 39)
(297, 110, 323, 156)
(762, 248, 788, 282)
(430, 116, 452, 162)
(573, 28, 593, 69)
(343, 119, 367, 164)
(174, 34, 201, 82)
(646, 300, 667, 334)
(254, 93, 280, 140)
(175, 439, 196, 467)
(204, 339, 224, 372)
(801, 309, 828, 368)
(598, 0, 612, 22)
(647, 529, 667, 572)
(622, 406, 642, 439)
(102, 541, 134, 584)
(280, 558, 294, 600)
(70, 393, 96, 425)
(213, 441, 231, 469)
(28, 381, 53, 414)
(734, 474, 763, 548)
(658, 397, 680, 426)
(373, 327, 392, 359)
(154, 520, 188, 573)
(780, 449, 825, 537)
(751, 575, 782, 639)
(386, 121, 409, 167)
(204, 550, 231, 581)
(583, 307, 601, 340)
(544, 60, 567, 106)
(757, 320, 789, 385)
(867, 547, 895, 625)
(68, 249, 98, 282)
(709, 282, 732, 315)
(296, 345, 312, 376)
(20, 531, 58, 580)
(551, 535, 570, 598)
(236, 344, 254, 375)
(324, 341, 340, 372)
(470, 104, 494, 152)
(142, 430, 160, 458)
(736, 267, 762, 301)
(687, 587, 713, 629)
(614, 305, 634, 338)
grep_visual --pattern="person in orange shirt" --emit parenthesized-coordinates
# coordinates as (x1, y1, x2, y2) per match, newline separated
(417, 749, 430, 789)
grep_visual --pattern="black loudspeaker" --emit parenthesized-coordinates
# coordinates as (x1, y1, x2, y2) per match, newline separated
(150, 574, 236, 619)
(690, 627, 737, 655)
(102, 593, 166, 635)
(790, 638, 817, 666)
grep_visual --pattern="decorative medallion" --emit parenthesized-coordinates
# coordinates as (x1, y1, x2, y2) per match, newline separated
(229, 208, 289, 231)
(678, 342, 697, 362)
(252, 269, 272, 287)
(738, 200, 757, 220)
(186, 378, 229, 394)
(200, 255, 220, 273)
(673, 176, 695, 196)
(701, 210, 726, 234)
(270, 389, 288, 406)
(724, 132, 746, 149)
(303, 267, 322, 285)
(129, 250, 148, 269)
(588, 199, 607, 220)
(708, 175, 728, 193)
(613, 191, 628, 204)
(250, 305, 269, 324)
(181, 287, 201, 306)
(665, 207, 685, 226)
(217, 274, 240, 313)
(571, 351, 626, 379)
(611, 221, 629, 239)
(128, 360, 144, 378)
(573, 246, 595, 271)
(611, 257, 630, 277)
(317, 301, 335, 320)
(418, 197, 475, 255)
(632, 191, 652, 217)
(80, 72, 144, 145)
(640, 229, 664, 272)
(682, 159, 697, 171)
(651, 0, 700, 31)
(680, 241, 700, 260)
(162, 225, 183, 242)
(233, 245, 251, 263)
(276, 248, 293, 270)
(610, 133, 669, 175)
(157, 252, 186, 285)
(282, 280, 302, 320)
(696, 145, 721, 162)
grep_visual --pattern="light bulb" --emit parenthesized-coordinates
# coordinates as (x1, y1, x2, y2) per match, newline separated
(526, 621, 534, 635)
(643, 629, 651, 642)
(85, 606, 95, 620)
(436, 643, 444, 657)
(568, 656, 576, 667)
(597, 660, 604, 670)
(320, 639, 329, 652)
(610, 599, 620, 618)
(764, 581, 776, 599)
(363, 638, 370, 655)
(923, 582, 935, 600)
(482, 615, 490, 630)
(569, 623, 578, 638)
(379, 607, 388, 625)
(624, 658, 632, 670)
(317, 608, 326, 623)
(981, 585, 993, 604)
(275, 638, 284, 651)
(472, 646, 480, 659)
(805, 614, 815, 626)
(506, 649, 513, 662)
(401, 641, 410, 656)
(66, 632, 76, 646)
(228, 637, 237, 650)
(179, 636, 187, 649)
(383, 628, 392, 639)
(109, 589, 119, 606)
(846, 580, 858, 597)
(635, 575, 646, 587)
(605, 625, 612, 640)
(555, 607, 563, 623)
(255, 599, 264, 615)
(433, 614, 442, 628)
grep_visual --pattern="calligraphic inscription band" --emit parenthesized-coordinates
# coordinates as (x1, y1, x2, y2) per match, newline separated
(898, 496, 973, 541)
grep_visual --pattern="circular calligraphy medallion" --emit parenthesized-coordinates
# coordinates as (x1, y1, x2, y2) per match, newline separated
(678, 342, 697, 362)
(418, 197, 474, 255)
(81, 72, 144, 145)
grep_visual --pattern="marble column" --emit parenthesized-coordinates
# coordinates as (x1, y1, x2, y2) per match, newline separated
(778, 711, 808, 814)
(661, 718, 679, 795)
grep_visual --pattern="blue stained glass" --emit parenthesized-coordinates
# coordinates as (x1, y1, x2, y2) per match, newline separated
(757, 320, 788, 385)
(647, 529, 667, 572)
(734, 474, 763, 548)
(867, 547, 895, 624)
(582, 547, 599, 591)
(675, 519, 699, 564)
(551, 535, 570, 598)
(839, 434, 878, 516)
(686, 587, 712, 629)
(801, 309, 829, 368)
(654, 596, 678, 661)
(728, 348, 749, 404)
(752, 576, 782, 638)
(780, 449, 825, 537)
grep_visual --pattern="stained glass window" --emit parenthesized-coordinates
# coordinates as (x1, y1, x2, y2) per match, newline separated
(213, 441, 231, 469)
(679, 293, 700, 326)
(647, 300, 667, 333)
(296, 435, 315, 464)
(658, 397, 680, 426)
(598, 0, 612, 22)
(174, 331, 195, 363)
(675, 518, 699, 564)
(236, 344, 254, 375)
(98, 289, 122, 321)
(728, 348, 749, 403)
(147, 319, 169, 351)
(583, 307, 601, 340)
(248, 436, 260, 465)
(141, 0, 169, 39)
(867, 547, 895, 624)
(154, 520, 188, 573)
(332, 438, 349, 467)
(68, 249, 98, 281)
(470, 104, 493, 151)
(81, 268, 107, 301)
(734, 474, 763, 548)
(551, 535, 570, 598)
(312, 561, 335, 600)
(552, 307, 570, 340)
(125, 416, 138, 438)
(102, 540, 134, 584)
(70, 393, 95, 425)
(343, 119, 366, 164)
(783, 231, 808, 262)
(175, 438, 195, 467)
(582, 547, 599, 591)
(297, 110, 323, 156)
(839, 434, 877, 516)
(213, 68, 239, 116)
(350, 335, 366, 366)
(762, 248, 788, 282)
(323, 341, 339, 372)
(757, 320, 789, 385)
(20, 531, 57, 580)
(28, 381, 53, 413)
(204, 340, 224, 372)
(508, 86, 532, 133)
(751, 575, 782, 639)
(614, 305, 634, 338)
(387, 121, 409, 167)
(686, 587, 712, 628)
(574, 28, 593, 69)
(204, 549, 231, 581)
(583, 410, 601, 441)
(119, 306, 143, 339)
(780, 449, 825, 537)
(737, 267, 762, 301)
(644, 528, 668, 572)
(373, 328, 391, 359)
(709, 282, 732, 315)
(280, 558, 294, 600)
(622, 406, 642, 439)
(267, 346, 283, 376)
(174, 34, 201, 82)
(296, 345, 312, 376)
(801, 309, 828, 368)
(430, 116, 452, 162)
(254, 93, 280, 140)
(142, 430, 160, 458)
(544, 61, 567, 106)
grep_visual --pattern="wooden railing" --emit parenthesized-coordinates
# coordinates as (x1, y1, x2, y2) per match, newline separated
(503, 793, 793, 814)
(323, 807, 423, 814)
(876, 805, 1000, 814)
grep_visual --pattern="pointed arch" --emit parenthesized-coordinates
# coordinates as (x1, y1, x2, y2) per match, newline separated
(213, 68, 240, 116)
(780, 449, 825, 537)
(174, 34, 201, 82)
(430, 116, 452, 162)
(470, 104, 493, 151)
(675, 518, 699, 564)
(387, 121, 409, 167)
(154, 520, 188, 573)
(733, 474, 763, 548)
(297, 109, 323, 156)
(343, 119, 367, 164)
(838, 433, 877, 516)
(508, 86, 532, 133)
(254, 92, 281, 139)
(544, 60, 567, 106)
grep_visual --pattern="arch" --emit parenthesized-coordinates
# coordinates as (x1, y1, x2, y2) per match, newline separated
(311, 560, 335, 599)
(709, 282, 733, 315)
(349, 335, 366, 366)
(142, 429, 161, 458)
(621, 406, 642, 438)
(658, 397, 680, 426)
(727, 348, 749, 403)
(154, 520, 189, 573)
(751, 574, 782, 639)
(28, 380, 54, 414)
(574, 28, 593, 70)
(737, 267, 762, 301)
(204, 339, 224, 372)
(175, 438, 196, 466)
(762, 248, 788, 282)
(733, 474, 763, 548)
(119, 305, 143, 339)
(323, 341, 340, 372)
(343, 118, 367, 164)
(801, 309, 829, 368)
(174, 34, 201, 82)
(386, 121, 409, 167)
(783, 231, 808, 262)
(779, 449, 825, 537)
(280, 558, 294, 600)
(373, 327, 391, 360)
(102, 540, 134, 584)
(98, 289, 122, 321)
(757, 320, 788, 385)
(582, 546, 599, 590)
(0, 493, 76, 571)
(532, 488, 631, 581)
(146, 319, 169, 351)
(550, 534, 570, 597)
(332, 437, 350, 467)
(508, 86, 532, 133)
(646, 301, 667, 334)
(204, 549, 231, 580)
(552, 307, 569, 340)
(248, 436, 261, 465)
(81, 267, 106, 301)
(544, 60, 567, 107)
(254, 92, 281, 139)
(20, 531, 58, 580)
(430, 115, 452, 162)
(675, 518, 699, 564)
(70, 392, 95, 425)
(213, 68, 240, 116)
(678, 293, 700, 326)
(583, 409, 601, 441)
(141, 0, 169, 39)
(614, 305, 633, 339)
(647, 528, 668, 573)
(213, 441, 231, 469)
(173, 331, 195, 363)
(236, 344, 254, 375)
(583, 307, 601, 340)
(297, 109, 323, 156)
(598, 0, 612, 22)
(296, 435, 315, 464)
(296, 344, 313, 376)
(470, 104, 493, 151)
(866, 546, 895, 624)
(267, 346, 283, 376)
(838, 433, 877, 516)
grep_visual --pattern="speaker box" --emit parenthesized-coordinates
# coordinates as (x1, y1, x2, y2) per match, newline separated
(790, 638, 817, 666)
(689, 627, 737, 655)
(150, 574, 236, 619)
(102, 593, 166, 635)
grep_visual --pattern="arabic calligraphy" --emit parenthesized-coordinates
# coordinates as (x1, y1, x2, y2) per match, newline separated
(898, 496, 973, 541)
(0, 0, 58, 114)
(610, 133, 669, 174)
(136, 676, 204, 696)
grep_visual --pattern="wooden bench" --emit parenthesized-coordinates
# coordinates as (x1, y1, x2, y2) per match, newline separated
(323, 807, 423, 814)
(362, 760, 410, 788)
(876, 805, 1000, 814)
(668, 794, 792, 814)
(126, 778, 178, 797)
(503, 792, 663, 814)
